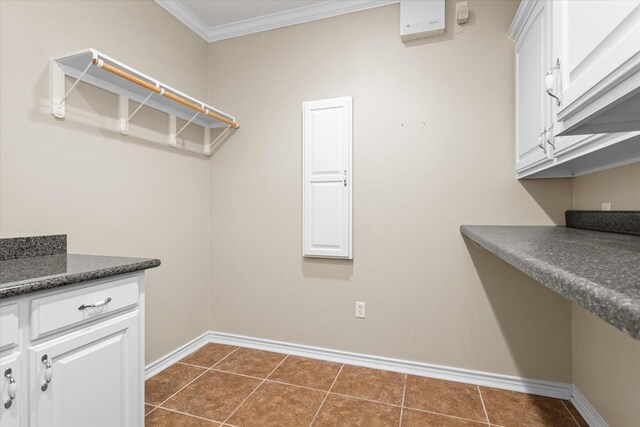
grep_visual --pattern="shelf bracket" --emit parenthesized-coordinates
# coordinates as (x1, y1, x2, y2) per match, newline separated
(168, 114, 177, 147)
(171, 110, 201, 147)
(204, 125, 233, 156)
(119, 87, 163, 136)
(51, 60, 66, 118)
(118, 95, 129, 135)
(176, 111, 201, 137)
(204, 127, 211, 155)
(52, 60, 93, 119)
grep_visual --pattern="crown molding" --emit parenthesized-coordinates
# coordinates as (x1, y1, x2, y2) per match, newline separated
(155, 0, 210, 40)
(507, 0, 537, 40)
(155, 0, 399, 43)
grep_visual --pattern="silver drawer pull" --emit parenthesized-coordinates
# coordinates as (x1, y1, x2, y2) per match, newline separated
(41, 355, 52, 392)
(4, 368, 16, 409)
(78, 297, 112, 311)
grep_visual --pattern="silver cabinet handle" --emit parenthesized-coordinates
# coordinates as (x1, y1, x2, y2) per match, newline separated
(78, 297, 112, 311)
(538, 130, 547, 153)
(41, 354, 52, 392)
(545, 58, 562, 106)
(4, 368, 16, 409)
(343, 169, 347, 187)
(545, 125, 555, 149)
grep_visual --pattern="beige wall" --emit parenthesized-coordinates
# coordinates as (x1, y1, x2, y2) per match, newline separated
(5, 3, 637, 416)
(0, 0, 211, 363)
(573, 162, 640, 210)
(207, 1, 575, 382)
(572, 162, 640, 426)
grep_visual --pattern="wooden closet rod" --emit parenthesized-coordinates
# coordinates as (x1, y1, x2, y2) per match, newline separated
(92, 58, 239, 129)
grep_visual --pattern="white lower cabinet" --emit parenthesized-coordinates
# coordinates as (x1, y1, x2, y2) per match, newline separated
(0, 273, 145, 427)
(29, 313, 140, 427)
(0, 353, 22, 427)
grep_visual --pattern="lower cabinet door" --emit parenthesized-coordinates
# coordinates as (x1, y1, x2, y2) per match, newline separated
(0, 353, 22, 427)
(29, 312, 140, 427)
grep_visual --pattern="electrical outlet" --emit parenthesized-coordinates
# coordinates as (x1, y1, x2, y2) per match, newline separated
(602, 202, 612, 211)
(355, 301, 366, 318)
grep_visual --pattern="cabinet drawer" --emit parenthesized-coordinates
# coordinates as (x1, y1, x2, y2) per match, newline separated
(0, 304, 19, 353)
(31, 276, 139, 340)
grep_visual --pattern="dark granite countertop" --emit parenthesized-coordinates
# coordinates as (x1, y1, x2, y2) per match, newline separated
(0, 235, 160, 298)
(0, 254, 160, 298)
(460, 225, 640, 340)
(0, 234, 160, 299)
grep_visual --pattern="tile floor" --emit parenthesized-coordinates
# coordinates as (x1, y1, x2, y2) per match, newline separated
(145, 343, 588, 427)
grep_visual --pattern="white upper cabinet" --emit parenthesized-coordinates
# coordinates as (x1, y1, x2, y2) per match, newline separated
(513, 0, 552, 173)
(303, 97, 353, 259)
(552, 1, 640, 134)
(510, 0, 640, 178)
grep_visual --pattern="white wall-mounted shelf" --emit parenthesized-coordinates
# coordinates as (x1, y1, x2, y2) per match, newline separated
(51, 48, 238, 155)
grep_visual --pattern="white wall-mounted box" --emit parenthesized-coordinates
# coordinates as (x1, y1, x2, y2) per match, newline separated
(400, 0, 446, 41)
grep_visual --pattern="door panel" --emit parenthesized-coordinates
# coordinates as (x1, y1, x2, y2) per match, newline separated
(556, 1, 640, 110)
(0, 354, 21, 427)
(515, 1, 550, 171)
(303, 97, 352, 259)
(30, 313, 139, 427)
(310, 182, 344, 250)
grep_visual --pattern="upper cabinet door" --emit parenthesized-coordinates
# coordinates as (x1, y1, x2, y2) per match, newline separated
(514, 0, 551, 172)
(303, 97, 353, 259)
(553, 1, 640, 118)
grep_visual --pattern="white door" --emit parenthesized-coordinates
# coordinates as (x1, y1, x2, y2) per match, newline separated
(515, 0, 551, 172)
(0, 353, 21, 427)
(553, 1, 640, 114)
(303, 97, 353, 259)
(29, 313, 140, 427)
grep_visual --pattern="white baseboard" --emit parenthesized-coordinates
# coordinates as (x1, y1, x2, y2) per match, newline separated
(206, 332, 572, 399)
(145, 332, 210, 379)
(571, 385, 608, 427)
(145, 331, 606, 426)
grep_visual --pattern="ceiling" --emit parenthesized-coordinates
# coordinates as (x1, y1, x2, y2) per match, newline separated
(155, 0, 398, 42)
(179, 1, 324, 28)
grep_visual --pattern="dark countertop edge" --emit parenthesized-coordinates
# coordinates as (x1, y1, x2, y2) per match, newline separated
(460, 225, 640, 340)
(0, 258, 161, 299)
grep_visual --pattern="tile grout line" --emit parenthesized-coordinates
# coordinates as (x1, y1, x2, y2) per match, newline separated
(177, 360, 214, 369)
(398, 374, 408, 427)
(403, 405, 491, 425)
(561, 399, 582, 427)
(477, 386, 490, 425)
(149, 405, 226, 424)
(145, 404, 158, 417)
(222, 354, 290, 425)
(150, 348, 240, 412)
(330, 391, 400, 408)
(210, 367, 264, 381)
(210, 347, 241, 369)
(308, 363, 345, 427)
